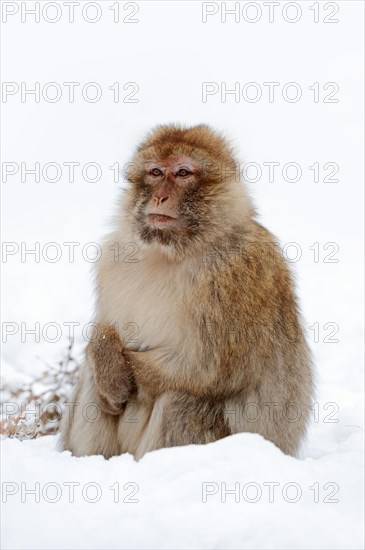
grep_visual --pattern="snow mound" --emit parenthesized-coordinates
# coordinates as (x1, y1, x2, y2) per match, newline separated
(2, 430, 363, 550)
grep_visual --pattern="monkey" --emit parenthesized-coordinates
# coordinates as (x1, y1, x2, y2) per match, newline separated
(60, 124, 313, 460)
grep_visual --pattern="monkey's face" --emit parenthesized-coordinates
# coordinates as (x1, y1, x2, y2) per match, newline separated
(129, 154, 213, 251)
(125, 125, 246, 255)
(141, 155, 201, 229)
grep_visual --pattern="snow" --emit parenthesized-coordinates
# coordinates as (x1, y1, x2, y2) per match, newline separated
(2, 430, 364, 550)
(1, 1, 364, 549)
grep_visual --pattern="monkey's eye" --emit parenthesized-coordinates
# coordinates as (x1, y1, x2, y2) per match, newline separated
(151, 168, 163, 177)
(176, 168, 191, 178)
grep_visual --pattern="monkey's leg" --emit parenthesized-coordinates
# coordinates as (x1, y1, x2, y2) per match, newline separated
(224, 390, 309, 457)
(160, 392, 306, 457)
(59, 363, 123, 458)
(134, 392, 232, 459)
(163, 393, 232, 446)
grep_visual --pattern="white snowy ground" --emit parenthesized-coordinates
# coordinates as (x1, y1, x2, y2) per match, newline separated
(1, 1, 364, 549)
(2, 430, 363, 550)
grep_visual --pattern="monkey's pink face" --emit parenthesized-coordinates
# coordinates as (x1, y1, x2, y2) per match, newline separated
(144, 158, 198, 228)
(133, 155, 206, 248)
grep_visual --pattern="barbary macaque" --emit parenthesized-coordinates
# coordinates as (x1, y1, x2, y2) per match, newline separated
(60, 124, 313, 459)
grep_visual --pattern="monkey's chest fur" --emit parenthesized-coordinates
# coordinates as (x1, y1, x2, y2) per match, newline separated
(97, 253, 207, 457)
(98, 252, 192, 354)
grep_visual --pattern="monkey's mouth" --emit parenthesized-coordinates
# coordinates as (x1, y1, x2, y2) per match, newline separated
(137, 210, 198, 248)
(146, 213, 178, 225)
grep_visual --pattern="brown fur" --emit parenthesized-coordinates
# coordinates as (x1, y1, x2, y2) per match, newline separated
(87, 326, 136, 415)
(59, 124, 313, 459)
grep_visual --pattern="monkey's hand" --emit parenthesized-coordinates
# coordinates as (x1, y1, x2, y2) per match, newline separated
(87, 325, 137, 415)
(125, 347, 182, 398)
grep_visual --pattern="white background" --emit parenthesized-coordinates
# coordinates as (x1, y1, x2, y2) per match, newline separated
(1, 1, 364, 549)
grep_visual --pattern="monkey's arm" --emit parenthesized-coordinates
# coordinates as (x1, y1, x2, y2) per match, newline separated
(126, 346, 234, 399)
(86, 326, 137, 415)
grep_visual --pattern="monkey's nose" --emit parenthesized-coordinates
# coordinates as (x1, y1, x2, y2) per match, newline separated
(153, 195, 169, 206)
